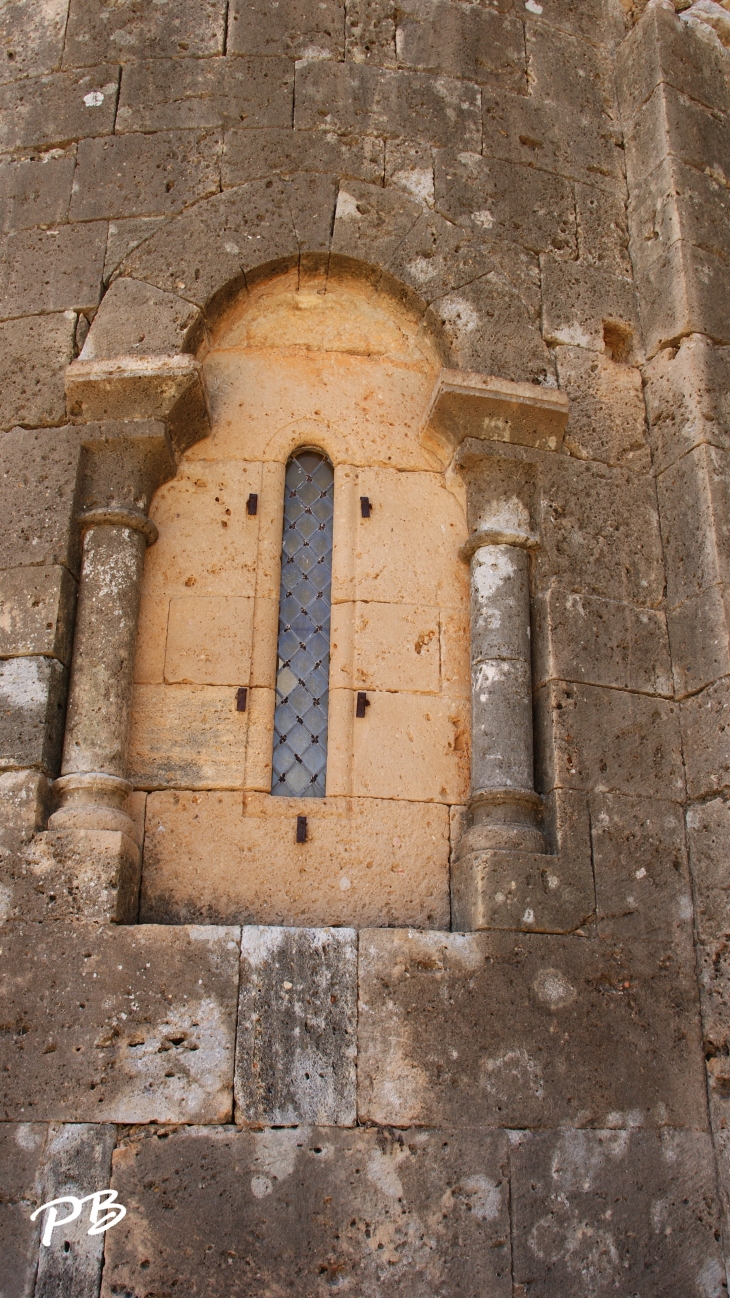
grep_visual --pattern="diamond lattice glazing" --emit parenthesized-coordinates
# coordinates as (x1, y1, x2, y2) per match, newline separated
(271, 450, 334, 797)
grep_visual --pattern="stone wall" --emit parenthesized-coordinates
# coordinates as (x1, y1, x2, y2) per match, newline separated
(1, 0, 730, 1294)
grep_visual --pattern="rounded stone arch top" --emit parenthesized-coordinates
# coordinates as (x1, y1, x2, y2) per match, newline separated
(64, 176, 553, 456)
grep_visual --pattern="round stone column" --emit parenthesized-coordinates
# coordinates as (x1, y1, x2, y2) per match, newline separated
(459, 527, 544, 856)
(48, 506, 157, 843)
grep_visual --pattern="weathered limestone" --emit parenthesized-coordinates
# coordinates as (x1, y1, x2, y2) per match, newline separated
(102, 1125, 512, 1297)
(511, 1129, 724, 1298)
(357, 928, 706, 1130)
(141, 792, 451, 929)
(236, 926, 357, 1126)
(33, 421, 176, 918)
(34, 1123, 116, 1298)
(0, 922, 240, 1122)
(0, 1123, 46, 1298)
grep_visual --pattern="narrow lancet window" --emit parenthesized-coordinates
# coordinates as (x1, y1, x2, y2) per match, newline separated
(271, 449, 334, 797)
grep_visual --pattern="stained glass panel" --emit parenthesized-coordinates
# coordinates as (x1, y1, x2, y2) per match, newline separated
(271, 450, 334, 797)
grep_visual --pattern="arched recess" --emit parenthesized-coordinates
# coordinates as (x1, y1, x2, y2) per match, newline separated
(53, 182, 569, 932)
(125, 263, 471, 931)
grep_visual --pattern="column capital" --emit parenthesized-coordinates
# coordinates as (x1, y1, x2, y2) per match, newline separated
(422, 368, 569, 460)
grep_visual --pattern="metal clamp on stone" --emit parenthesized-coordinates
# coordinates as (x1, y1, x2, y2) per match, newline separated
(423, 370, 593, 935)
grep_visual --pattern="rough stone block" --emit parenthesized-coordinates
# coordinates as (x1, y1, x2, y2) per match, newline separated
(0, 153, 75, 232)
(223, 126, 384, 187)
(0, 565, 76, 663)
(535, 455, 665, 607)
(575, 182, 631, 276)
(629, 157, 730, 279)
(0, 312, 76, 432)
(34, 1123, 116, 1298)
(350, 691, 468, 804)
(384, 138, 434, 202)
(645, 333, 730, 475)
(535, 681, 685, 801)
(554, 346, 649, 470)
(357, 928, 706, 1129)
(511, 1129, 724, 1298)
(102, 1125, 512, 1297)
(295, 61, 482, 150)
(346, 0, 398, 64)
(64, 0, 226, 65)
(682, 676, 730, 800)
(235, 926, 357, 1125)
(331, 601, 441, 694)
(590, 792, 694, 945)
(164, 595, 254, 686)
(330, 179, 425, 274)
(667, 583, 730, 697)
(116, 55, 292, 134)
(334, 464, 468, 607)
(533, 587, 672, 695)
(103, 216, 166, 283)
(431, 274, 552, 383)
(482, 89, 625, 192)
(0, 922, 240, 1122)
(0, 68, 118, 154)
(616, 2, 730, 120)
(140, 791, 451, 929)
(451, 789, 595, 935)
(637, 238, 730, 358)
(0, 1123, 46, 1298)
(123, 178, 334, 308)
(1, 828, 141, 923)
(80, 278, 202, 361)
(541, 256, 641, 354)
(687, 796, 730, 947)
(228, 0, 344, 59)
(0, 0, 67, 85)
(625, 81, 730, 194)
(395, 1, 526, 93)
(527, 23, 617, 121)
(0, 224, 107, 320)
(433, 149, 576, 257)
(128, 683, 249, 789)
(0, 768, 49, 839)
(0, 656, 67, 775)
(143, 459, 260, 599)
(657, 443, 730, 610)
(69, 130, 222, 221)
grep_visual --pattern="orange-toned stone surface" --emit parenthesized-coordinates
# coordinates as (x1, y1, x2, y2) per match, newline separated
(140, 791, 451, 929)
(130, 269, 470, 924)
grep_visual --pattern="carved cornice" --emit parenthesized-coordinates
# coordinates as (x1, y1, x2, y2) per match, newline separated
(422, 368, 569, 457)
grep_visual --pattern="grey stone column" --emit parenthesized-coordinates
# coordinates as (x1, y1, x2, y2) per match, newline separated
(48, 507, 157, 846)
(461, 532, 543, 855)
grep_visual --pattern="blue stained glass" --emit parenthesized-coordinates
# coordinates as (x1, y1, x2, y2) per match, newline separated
(271, 450, 334, 797)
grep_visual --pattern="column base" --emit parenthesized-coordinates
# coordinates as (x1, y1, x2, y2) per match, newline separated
(455, 788, 545, 857)
(451, 790, 594, 934)
(48, 772, 141, 845)
(10, 828, 141, 923)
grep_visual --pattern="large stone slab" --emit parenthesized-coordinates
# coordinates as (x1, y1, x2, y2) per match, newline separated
(0, 314, 76, 433)
(535, 681, 685, 802)
(0, 67, 118, 154)
(228, 0, 344, 60)
(0, 426, 82, 572)
(70, 130, 222, 222)
(0, 655, 67, 775)
(64, 0, 226, 65)
(34, 1123, 116, 1298)
(236, 926, 357, 1126)
(511, 1129, 724, 1298)
(0, 923, 240, 1123)
(590, 793, 694, 946)
(0, 1122, 46, 1298)
(357, 929, 706, 1130)
(0, 224, 107, 319)
(0, 565, 76, 663)
(116, 55, 293, 132)
(102, 1125, 512, 1297)
(533, 587, 672, 696)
